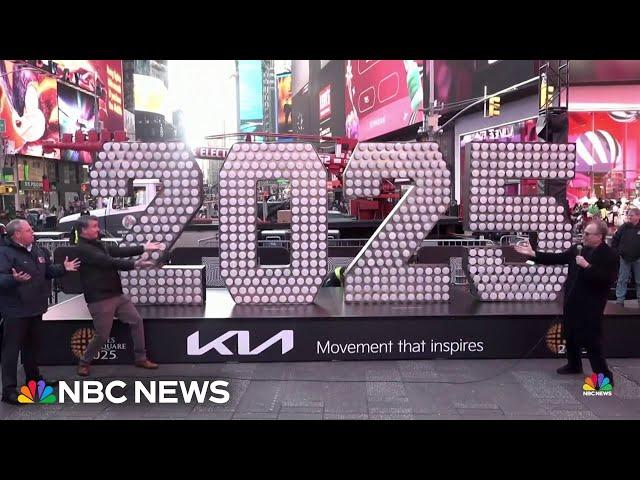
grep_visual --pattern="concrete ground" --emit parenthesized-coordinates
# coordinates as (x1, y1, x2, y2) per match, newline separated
(1, 358, 638, 420)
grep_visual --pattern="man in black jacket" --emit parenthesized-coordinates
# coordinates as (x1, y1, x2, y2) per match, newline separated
(515, 220, 619, 384)
(611, 207, 640, 305)
(0, 219, 80, 405)
(73, 215, 160, 377)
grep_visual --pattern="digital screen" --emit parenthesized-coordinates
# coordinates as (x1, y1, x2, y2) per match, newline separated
(430, 60, 474, 111)
(292, 60, 309, 97)
(35, 60, 124, 132)
(58, 83, 96, 163)
(0, 61, 59, 159)
(238, 60, 263, 133)
(571, 60, 640, 84)
(134, 74, 169, 118)
(345, 60, 424, 141)
(277, 73, 293, 134)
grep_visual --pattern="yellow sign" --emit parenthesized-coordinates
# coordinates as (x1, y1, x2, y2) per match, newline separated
(0, 184, 16, 195)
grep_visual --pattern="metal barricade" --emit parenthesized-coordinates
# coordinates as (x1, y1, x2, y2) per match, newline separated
(259, 239, 289, 249)
(38, 237, 121, 304)
(499, 235, 529, 246)
(421, 238, 495, 247)
(328, 238, 368, 248)
(420, 238, 494, 286)
(36, 238, 72, 254)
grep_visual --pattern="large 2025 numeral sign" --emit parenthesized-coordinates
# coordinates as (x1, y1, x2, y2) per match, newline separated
(91, 141, 205, 305)
(89, 140, 575, 306)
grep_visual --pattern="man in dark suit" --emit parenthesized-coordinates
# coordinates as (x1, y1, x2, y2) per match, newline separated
(515, 220, 619, 384)
(73, 215, 160, 377)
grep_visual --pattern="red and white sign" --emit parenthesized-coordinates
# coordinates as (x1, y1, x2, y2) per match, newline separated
(319, 85, 331, 121)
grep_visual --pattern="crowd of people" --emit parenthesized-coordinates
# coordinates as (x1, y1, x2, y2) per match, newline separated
(0, 197, 92, 234)
(572, 197, 640, 234)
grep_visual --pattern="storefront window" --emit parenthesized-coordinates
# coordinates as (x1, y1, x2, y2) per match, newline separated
(568, 111, 640, 206)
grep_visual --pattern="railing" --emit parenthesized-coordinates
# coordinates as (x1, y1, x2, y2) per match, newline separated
(197, 234, 219, 248)
(39, 237, 121, 304)
(499, 235, 529, 246)
(422, 238, 495, 247)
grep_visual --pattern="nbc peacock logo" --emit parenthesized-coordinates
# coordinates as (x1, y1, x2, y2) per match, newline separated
(18, 380, 57, 404)
(582, 374, 613, 397)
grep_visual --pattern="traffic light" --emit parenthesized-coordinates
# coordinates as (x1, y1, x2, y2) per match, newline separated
(488, 96, 501, 117)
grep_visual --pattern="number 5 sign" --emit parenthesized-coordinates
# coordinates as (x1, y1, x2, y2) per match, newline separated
(464, 141, 576, 301)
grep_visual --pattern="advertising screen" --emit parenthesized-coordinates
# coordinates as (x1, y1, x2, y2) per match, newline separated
(134, 74, 169, 118)
(238, 60, 264, 133)
(92, 60, 124, 132)
(277, 73, 293, 134)
(571, 60, 640, 84)
(318, 60, 345, 137)
(430, 60, 474, 111)
(58, 83, 96, 164)
(345, 60, 425, 141)
(0, 61, 59, 159)
(27, 60, 124, 132)
(292, 60, 309, 97)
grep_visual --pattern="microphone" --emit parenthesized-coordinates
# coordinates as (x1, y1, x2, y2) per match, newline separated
(576, 244, 582, 257)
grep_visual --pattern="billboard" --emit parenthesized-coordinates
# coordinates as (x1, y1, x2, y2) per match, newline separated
(58, 83, 96, 163)
(238, 60, 264, 133)
(345, 60, 424, 141)
(429, 60, 474, 111)
(571, 60, 640, 84)
(21, 60, 124, 132)
(292, 60, 309, 97)
(318, 60, 345, 137)
(134, 74, 169, 118)
(92, 60, 124, 132)
(0, 61, 59, 159)
(292, 84, 314, 135)
(276, 73, 293, 134)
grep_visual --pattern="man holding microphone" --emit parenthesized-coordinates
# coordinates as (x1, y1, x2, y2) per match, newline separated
(515, 220, 619, 384)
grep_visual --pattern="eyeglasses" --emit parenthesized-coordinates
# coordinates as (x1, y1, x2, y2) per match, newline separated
(583, 232, 601, 236)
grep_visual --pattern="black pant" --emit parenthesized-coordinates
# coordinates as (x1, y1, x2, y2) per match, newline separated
(1, 315, 42, 396)
(564, 315, 611, 377)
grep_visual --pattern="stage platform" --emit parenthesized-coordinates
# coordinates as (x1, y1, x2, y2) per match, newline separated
(39, 287, 640, 365)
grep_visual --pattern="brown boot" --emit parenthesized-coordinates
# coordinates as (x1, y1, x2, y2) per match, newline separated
(77, 364, 90, 377)
(135, 359, 159, 370)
